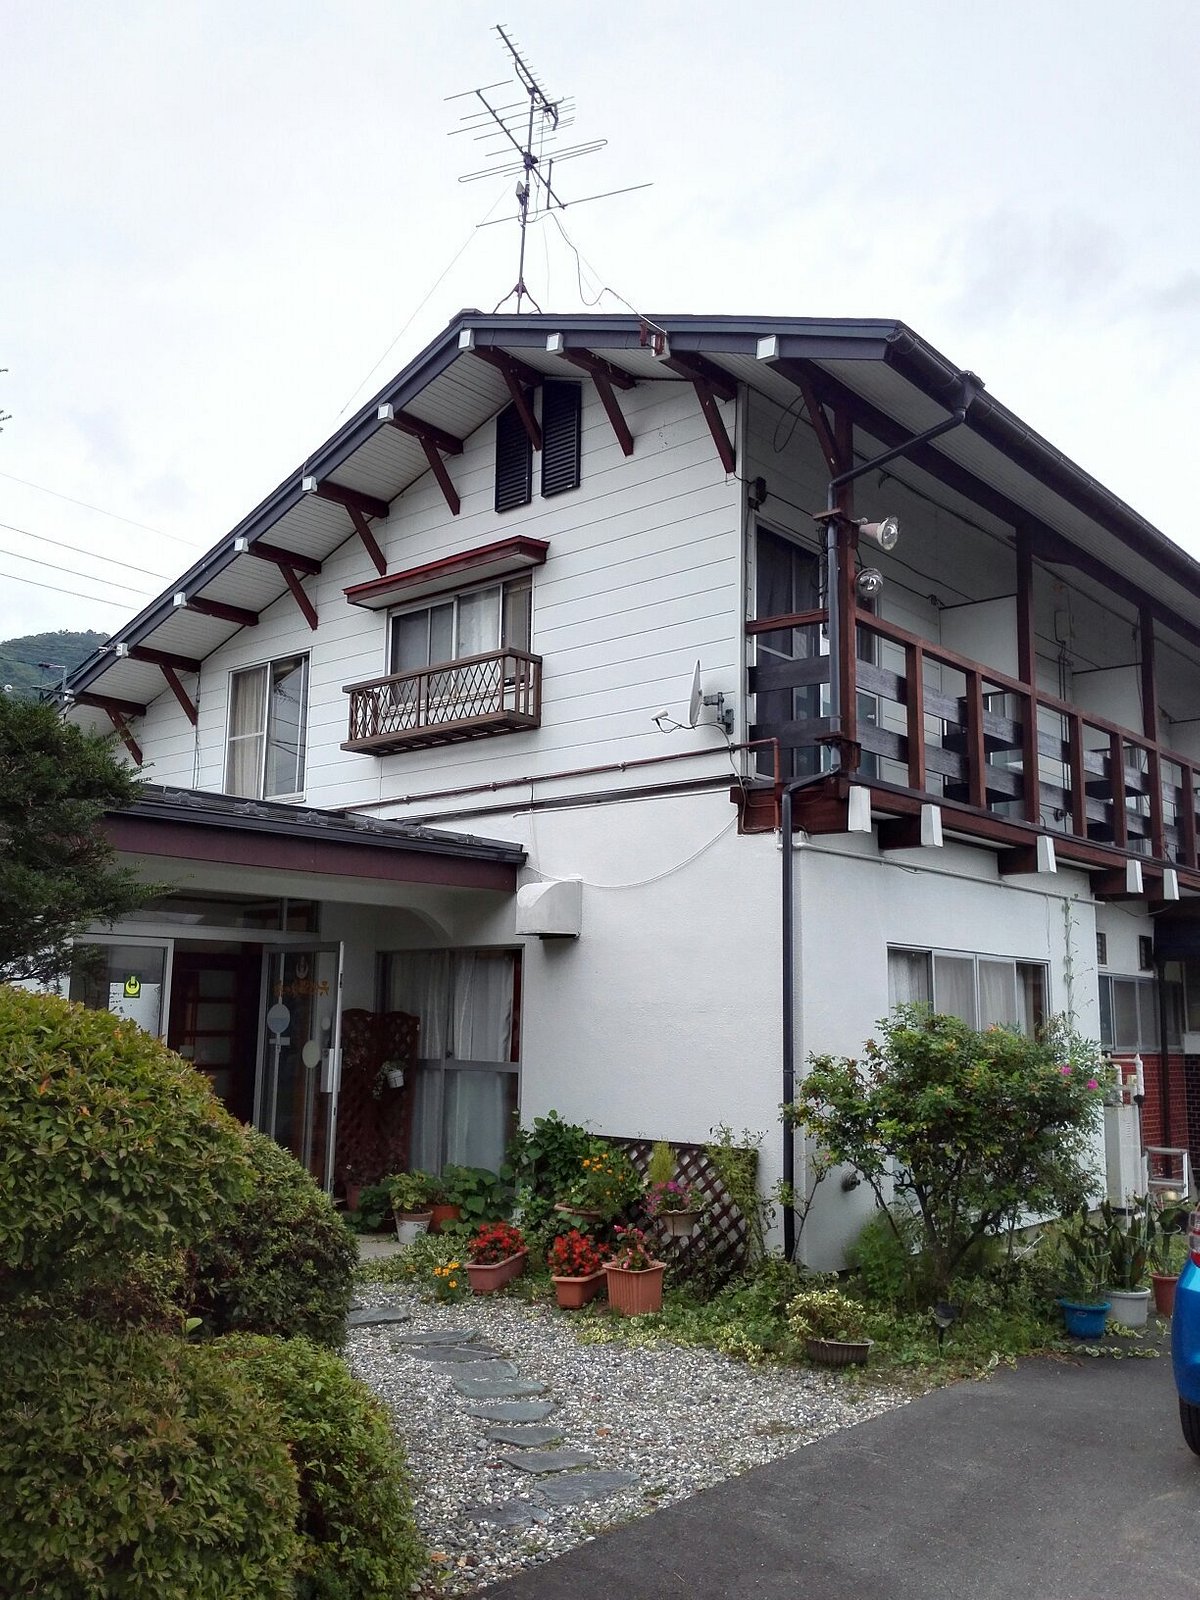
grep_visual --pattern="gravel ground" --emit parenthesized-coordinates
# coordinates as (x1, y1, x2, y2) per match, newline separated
(344, 1288, 909, 1594)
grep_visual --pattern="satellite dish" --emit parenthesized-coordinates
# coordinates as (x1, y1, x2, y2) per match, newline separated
(688, 660, 704, 728)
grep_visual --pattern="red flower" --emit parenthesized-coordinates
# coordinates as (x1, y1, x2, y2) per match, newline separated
(546, 1228, 604, 1277)
(467, 1221, 525, 1265)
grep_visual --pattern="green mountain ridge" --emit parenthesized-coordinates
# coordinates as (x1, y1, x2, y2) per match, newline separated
(0, 630, 107, 696)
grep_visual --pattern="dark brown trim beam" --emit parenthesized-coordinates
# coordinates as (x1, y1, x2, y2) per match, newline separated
(280, 565, 319, 632)
(242, 540, 323, 577)
(471, 348, 543, 450)
(560, 348, 636, 390)
(377, 404, 464, 456)
(1032, 526, 1200, 655)
(661, 352, 738, 402)
(587, 369, 634, 456)
(176, 594, 260, 627)
(793, 371, 840, 475)
(1140, 606, 1158, 741)
(160, 665, 198, 725)
(106, 710, 143, 767)
(347, 505, 387, 577)
(419, 438, 461, 516)
(126, 645, 203, 674)
(303, 477, 391, 523)
(76, 691, 148, 718)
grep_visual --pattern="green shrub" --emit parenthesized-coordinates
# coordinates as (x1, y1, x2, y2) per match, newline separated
(0, 1319, 301, 1598)
(0, 986, 252, 1301)
(503, 1109, 593, 1230)
(786, 1286, 871, 1343)
(218, 1334, 426, 1600)
(848, 1206, 931, 1307)
(188, 1127, 356, 1346)
(440, 1162, 511, 1222)
(344, 1182, 392, 1233)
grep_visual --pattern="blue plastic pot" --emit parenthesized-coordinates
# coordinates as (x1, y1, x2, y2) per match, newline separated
(1058, 1297, 1111, 1338)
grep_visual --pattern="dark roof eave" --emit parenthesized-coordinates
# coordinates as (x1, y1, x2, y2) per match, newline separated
(113, 785, 525, 866)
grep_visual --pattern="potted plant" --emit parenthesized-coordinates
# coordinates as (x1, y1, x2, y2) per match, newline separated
(1150, 1197, 1193, 1316)
(555, 1142, 642, 1224)
(465, 1220, 528, 1294)
(424, 1173, 461, 1235)
(386, 1170, 435, 1244)
(338, 1160, 367, 1214)
(1055, 1207, 1112, 1337)
(786, 1286, 873, 1366)
(547, 1228, 607, 1309)
(603, 1225, 665, 1315)
(440, 1163, 510, 1230)
(1097, 1194, 1154, 1327)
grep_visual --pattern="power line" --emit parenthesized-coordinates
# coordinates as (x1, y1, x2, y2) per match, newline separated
(0, 541, 156, 598)
(0, 468, 205, 549)
(0, 520, 172, 582)
(0, 566, 143, 609)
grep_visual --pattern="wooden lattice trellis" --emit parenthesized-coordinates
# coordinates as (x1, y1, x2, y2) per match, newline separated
(608, 1136, 756, 1284)
(335, 1009, 419, 1190)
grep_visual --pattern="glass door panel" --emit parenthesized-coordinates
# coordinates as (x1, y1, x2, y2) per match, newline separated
(69, 938, 173, 1038)
(256, 944, 343, 1190)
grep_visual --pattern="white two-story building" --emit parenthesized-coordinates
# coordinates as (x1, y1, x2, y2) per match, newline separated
(63, 310, 1200, 1262)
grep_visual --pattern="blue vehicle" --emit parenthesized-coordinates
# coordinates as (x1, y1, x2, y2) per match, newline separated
(1173, 1206, 1200, 1456)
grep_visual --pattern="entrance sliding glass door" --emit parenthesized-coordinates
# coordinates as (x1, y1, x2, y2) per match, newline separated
(255, 944, 343, 1191)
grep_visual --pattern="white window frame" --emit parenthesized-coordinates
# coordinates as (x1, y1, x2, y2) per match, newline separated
(887, 945, 1049, 1034)
(1098, 972, 1159, 1053)
(224, 654, 309, 801)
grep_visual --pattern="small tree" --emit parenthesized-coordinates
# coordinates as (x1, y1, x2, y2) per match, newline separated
(0, 692, 152, 984)
(785, 1007, 1109, 1296)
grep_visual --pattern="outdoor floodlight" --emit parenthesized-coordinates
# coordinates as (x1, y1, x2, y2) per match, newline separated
(858, 515, 900, 552)
(856, 567, 884, 600)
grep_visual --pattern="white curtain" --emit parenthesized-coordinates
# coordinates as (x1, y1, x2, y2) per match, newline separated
(888, 949, 932, 1009)
(452, 952, 514, 1061)
(386, 951, 451, 1057)
(225, 666, 266, 797)
(934, 954, 977, 1026)
(978, 959, 1017, 1028)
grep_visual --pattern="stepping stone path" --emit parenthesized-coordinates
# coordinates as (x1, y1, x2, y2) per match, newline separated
(366, 1311, 642, 1529)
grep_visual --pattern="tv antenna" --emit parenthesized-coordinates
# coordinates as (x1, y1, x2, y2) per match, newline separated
(448, 24, 650, 313)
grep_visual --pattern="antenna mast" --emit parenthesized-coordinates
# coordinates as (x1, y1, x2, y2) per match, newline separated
(448, 24, 649, 313)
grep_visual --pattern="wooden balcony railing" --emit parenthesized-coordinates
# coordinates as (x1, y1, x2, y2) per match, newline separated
(748, 607, 1200, 879)
(342, 648, 542, 756)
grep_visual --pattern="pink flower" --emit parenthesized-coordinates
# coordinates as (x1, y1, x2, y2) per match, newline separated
(1059, 1065, 1072, 1076)
(1087, 1078, 1099, 1090)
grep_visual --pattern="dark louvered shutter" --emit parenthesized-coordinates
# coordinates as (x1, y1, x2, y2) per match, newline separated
(540, 380, 582, 498)
(495, 402, 533, 514)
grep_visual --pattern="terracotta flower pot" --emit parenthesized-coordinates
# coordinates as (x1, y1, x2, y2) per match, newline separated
(344, 1182, 363, 1213)
(466, 1250, 528, 1295)
(428, 1203, 463, 1235)
(551, 1269, 606, 1309)
(603, 1261, 665, 1316)
(1152, 1272, 1179, 1317)
(805, 1337, 873, 1368)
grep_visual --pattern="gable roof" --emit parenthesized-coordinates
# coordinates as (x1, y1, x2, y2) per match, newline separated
(65, 309, 1200, 712)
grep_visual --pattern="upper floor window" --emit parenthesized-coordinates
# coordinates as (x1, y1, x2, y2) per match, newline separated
(225, 655, 308, 799)
(888, 945, 1047, 1034)
(389, 575, 531, 673)
(494, 381, 582, 513)
(1098, 973, 1160, 1052)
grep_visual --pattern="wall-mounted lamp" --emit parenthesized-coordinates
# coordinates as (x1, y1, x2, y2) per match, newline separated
(858, 516, 900, 552)
(747, 476, 769, 511)
(856, 567, 885, 600)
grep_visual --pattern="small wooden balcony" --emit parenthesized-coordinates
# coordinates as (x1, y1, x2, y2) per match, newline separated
(342, 649, 542, 756)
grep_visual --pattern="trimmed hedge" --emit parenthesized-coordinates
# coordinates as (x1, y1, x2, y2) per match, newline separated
(188, 1126, 356, 1346)
(0, 986, 252, 1299)
(0, 1320, 301, 1598)
(219, 1334, 427, 1600)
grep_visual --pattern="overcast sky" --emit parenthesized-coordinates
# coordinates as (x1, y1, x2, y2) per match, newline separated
(3, 0, 1199, 656)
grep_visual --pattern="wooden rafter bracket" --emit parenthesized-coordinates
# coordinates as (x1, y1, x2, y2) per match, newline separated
(302, 476, 389, 576)
(106, 709, 143, 767)
(1091, 859, 1157, 900)
(469, 346, 543, 451)
(378, 403, 462, 515)
(280, 565, 319, 631)
(75, 689, 147, 718)
(661, 352, 737, 474)
(120, 644, 203, 674)
(173, 593, 259, 627)
(159, 664, 198, 725)
(558, 346, 636, 457)
(235, 537, 322, 577)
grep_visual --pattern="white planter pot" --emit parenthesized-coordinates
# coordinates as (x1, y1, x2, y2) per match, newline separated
(659, 1209, 702, 1239)
(394, 1211, 433, 1245)
(1107, 1287, 1150, 1328)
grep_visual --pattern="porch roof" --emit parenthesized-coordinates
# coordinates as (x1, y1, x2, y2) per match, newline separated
(105, 784, 523, 892)
(64, 310, 1200, 713)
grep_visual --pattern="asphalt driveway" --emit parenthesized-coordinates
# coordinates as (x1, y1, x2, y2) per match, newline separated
(487, 1338, 1198, 1600)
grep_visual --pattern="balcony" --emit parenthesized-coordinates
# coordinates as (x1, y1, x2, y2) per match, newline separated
(342, 649, 542, 756)
(748, 607, 1200, 895)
